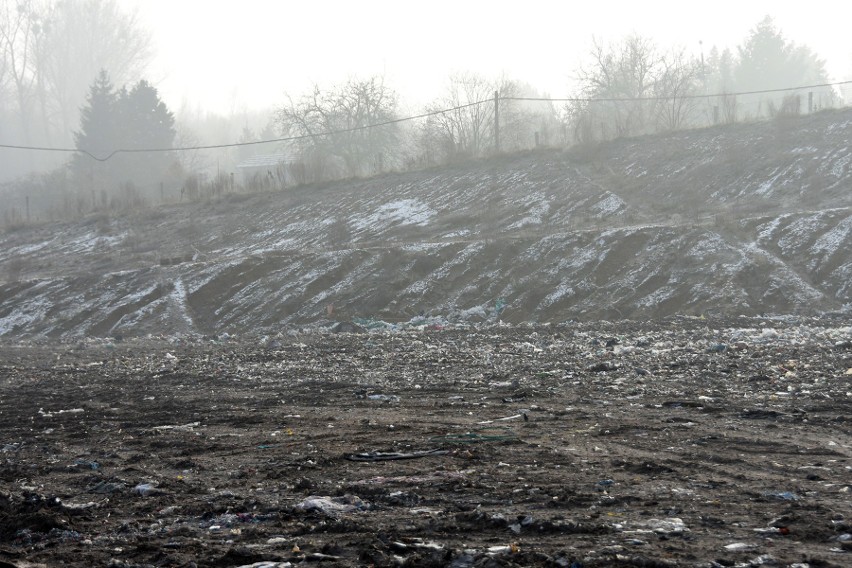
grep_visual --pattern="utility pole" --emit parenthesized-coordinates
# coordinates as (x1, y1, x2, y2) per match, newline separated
(494, 90, 500, 153)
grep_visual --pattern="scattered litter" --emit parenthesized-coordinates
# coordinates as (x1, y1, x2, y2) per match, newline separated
(477, 412, 529, 424)
(345, 448, 449, 462)
(88, 481, 125, 494)
(61, 500, 101, 511)
(132, 483, 157, 497)
(1, 318, 850, 565)
(449, 555, 475, 568)
(764, 491, 798, 501)
(366, 394, 400, 402)
(753, 527, 789, 535)
(389, 538, 444, 552)
(723, 542, 756, 552)
(745, 555, 779, 566)
(71, 459, 99, 470)
(38, 408, 84, 418)
(152, 422, 201, 431)
(431, 428, 517, 444)
(293, 495, 370, 516)
(477, 411, 529, 424)
(486, 543, 520, 555)
(647, 518, 688, 535)
(348, 470, 470, 486)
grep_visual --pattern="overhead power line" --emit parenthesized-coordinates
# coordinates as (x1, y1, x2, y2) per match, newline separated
(505, 79, 852, 103)
(0, 80, 850, 161)
(0, 99, 490, 162)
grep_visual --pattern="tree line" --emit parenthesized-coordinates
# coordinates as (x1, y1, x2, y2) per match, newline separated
(569, 17, 834, 143)
(261, 15, 837, 185)
(0, 3, 841, 224)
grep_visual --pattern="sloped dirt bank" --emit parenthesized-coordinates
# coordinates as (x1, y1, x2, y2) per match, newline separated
(0, 317, 850, 567)
(2, 109, 852, 338)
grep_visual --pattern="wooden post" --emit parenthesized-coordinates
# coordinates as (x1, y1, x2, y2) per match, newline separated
(808, 92, 813, 113)
(25, 195, 30, 222)
(493, 90, 500, 153)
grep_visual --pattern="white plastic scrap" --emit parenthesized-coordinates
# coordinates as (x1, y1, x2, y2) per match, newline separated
(152, 422, 201, 431)
(293, 495, 369, 516)
(646, 517, 688, 535)
(723, 542, 756, 552)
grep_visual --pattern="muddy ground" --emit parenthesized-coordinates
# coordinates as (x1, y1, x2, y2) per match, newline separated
(0, 318, 850, 567)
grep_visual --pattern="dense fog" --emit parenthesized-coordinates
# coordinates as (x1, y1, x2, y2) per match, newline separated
(1, 1, 850, 227)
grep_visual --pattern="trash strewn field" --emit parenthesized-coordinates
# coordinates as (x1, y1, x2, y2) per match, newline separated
(1, 317, 850, 567)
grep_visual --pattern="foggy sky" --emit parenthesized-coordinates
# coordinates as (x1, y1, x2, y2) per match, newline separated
(121, 0, 852, 115)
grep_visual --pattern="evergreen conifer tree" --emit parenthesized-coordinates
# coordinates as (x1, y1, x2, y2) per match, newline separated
(72, 70, 178, 204)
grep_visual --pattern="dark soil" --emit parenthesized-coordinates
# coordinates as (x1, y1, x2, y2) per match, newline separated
(0, 318, 850, 567)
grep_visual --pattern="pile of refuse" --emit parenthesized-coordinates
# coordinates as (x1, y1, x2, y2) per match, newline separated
(0, 316, 849, 567)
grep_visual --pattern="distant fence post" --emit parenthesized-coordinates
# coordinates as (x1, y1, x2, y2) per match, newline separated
(808, 92, 813, 113)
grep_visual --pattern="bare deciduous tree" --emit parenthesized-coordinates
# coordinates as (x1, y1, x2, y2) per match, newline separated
(0, 0, 152, 158)
(276, 76, 400, 181)
(37, 0, 153, 142)
(570, 36, 706, 141)
(0, 0, 41, 151)
(653, 48, 701, 131)
(578, 35, 658, 138)
(422, 72, 495, 162)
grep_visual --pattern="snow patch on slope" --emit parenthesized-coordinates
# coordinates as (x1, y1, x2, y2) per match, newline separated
(592, 193, 626, 217)
(352, 199, 435, 232)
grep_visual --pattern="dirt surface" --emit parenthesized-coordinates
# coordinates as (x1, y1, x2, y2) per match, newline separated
(1, 318, 851, 567)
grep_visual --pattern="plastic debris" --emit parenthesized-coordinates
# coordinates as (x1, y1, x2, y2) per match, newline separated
(366, 393, 400, 402)
(723, 542, 756, 552)
(0, 317, 850, 565)
(344, 448, 449, 462)
(293, 495, 369, 516)
(88, 481, 125, 494)
(477, 411, 529, 424)
(71, 459, 99, 470)
(764, 491, 799, 500)
(486, 543, 520, 555)
(431, 429, 517, 444)
(647, 518, 688, 535)
(133, 483, 157, 497)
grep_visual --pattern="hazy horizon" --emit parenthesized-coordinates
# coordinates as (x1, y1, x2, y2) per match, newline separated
(122, 0, 852, 115)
